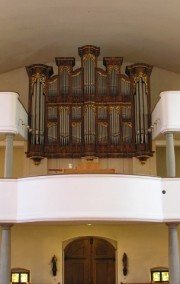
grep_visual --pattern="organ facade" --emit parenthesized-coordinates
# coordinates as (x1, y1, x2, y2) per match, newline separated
(26, 45, 153, 164)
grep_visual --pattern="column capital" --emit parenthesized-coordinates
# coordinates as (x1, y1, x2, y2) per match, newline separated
(166, 223, 179, 228)
(0, 223, 13, 230)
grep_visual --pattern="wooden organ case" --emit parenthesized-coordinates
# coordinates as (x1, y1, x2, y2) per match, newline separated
(26, 45, 153, 165)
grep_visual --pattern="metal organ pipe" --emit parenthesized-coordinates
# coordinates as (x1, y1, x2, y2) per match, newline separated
(32, 84, 35, 144)
(63, 108, 65, 145)
(110, 107, 120, 145)
(89, 106, 91, 143)
(143, 82, 148, 143)
(59, 108, 62, 145)
(60, 69, 69, 96)
(84, 60, 88, 94)
(30, 77, 45, 145)
(49, 79, 58, 97)
(121, 79, 130, 97)
(72, 122, 81, 144)
(84, 105, 95, 144)
(40, 83, 44, 144)
(78, 73, 81, 95)
(98, 73, 106, 96)
(48, 123, 57, 143)
(35, 80, 39, 144)
(31, 78, 44, 144)
(65, 108, 69, 145)
(138, 78, 143, 143)
(67, 108, 69, 144)
(135, 76, 148, 144)
(84, 56, 95, 95)
(112, 108, 114, 143)
(141, 80, 145, 143)
(135, 82, 140, 143)
(59, 107, 70, 145)
(111, 70, 118, 96)
(116, 108, 120, 144)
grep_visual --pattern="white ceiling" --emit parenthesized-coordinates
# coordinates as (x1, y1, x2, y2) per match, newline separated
(1, 0, 180, 74)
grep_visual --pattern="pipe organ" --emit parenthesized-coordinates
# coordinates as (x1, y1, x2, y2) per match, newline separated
(26, 45, 153, 164)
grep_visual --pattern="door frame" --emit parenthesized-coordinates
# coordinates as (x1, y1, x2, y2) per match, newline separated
(62, 236, 117, 284)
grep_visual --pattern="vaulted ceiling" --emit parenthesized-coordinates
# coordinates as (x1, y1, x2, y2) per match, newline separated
(1, 0, 180, 74)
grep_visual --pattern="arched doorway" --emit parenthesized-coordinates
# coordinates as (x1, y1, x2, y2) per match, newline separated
(64, 236, 116, 284)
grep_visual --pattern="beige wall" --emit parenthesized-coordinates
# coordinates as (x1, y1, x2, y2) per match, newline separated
(0, 223, 172, 284)
(0, 147, 157, 177)
(0, 144, 25, 178)
(156, 146, 180, 177)
(1, 140, 180, 178)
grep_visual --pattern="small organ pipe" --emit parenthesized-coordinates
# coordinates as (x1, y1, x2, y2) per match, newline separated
(35, 81, 39, 144)
(143, 82, 148, 143)
(138, 78, 143, 143)
(40, 84, 44, 144)
(32, 85, 35, 144)
(135, 83, 140, 143)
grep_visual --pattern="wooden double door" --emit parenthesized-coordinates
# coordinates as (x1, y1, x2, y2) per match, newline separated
(64, 237, 116, 284)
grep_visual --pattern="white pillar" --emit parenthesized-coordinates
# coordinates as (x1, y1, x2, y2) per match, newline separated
(4, 133, 14, 178)
(0, 134, 14, 283)
(165, 132, 180, 284)
(166, 132, 175, 177)
(167, 224, 180, 284)
(0, 224, 13, 284)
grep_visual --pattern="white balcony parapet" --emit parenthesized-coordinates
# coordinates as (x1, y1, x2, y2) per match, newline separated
(152, 91, 180, 140)
(0, 174, 180, 223)
(0, 92, 28, 140)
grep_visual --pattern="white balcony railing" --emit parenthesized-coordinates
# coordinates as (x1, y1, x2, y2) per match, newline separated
(152, 91, 180, 140)
(0, 92, 28, 140)
(0, 174, 180, 223)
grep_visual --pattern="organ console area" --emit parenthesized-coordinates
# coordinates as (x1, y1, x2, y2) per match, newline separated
(26, 45, 153, 165)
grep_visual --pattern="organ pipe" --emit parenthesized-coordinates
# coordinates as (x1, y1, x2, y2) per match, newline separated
(83, 54, 95, 95)
(126, 63, 153, 163)
(48, 122, 57, 143)
(59, 107, 70, 145)
(26, 64, 53, 164)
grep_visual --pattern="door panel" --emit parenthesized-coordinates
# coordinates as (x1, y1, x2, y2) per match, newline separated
(64, 237, 115, 284)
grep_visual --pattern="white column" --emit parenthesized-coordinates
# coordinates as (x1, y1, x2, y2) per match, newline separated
(0, 134, 14, 283)
(4, 133, 14, 178)
(166, 132, 179, 284)
(167, 224, 180, 284)
(166, 132, 175, 177)
(0, 224, 13, 284)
